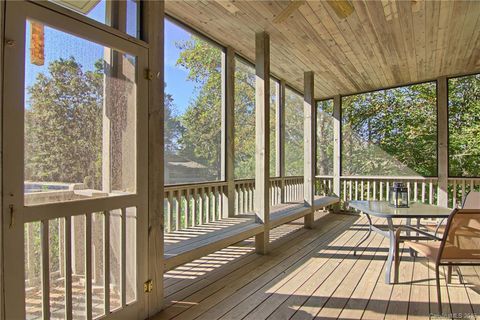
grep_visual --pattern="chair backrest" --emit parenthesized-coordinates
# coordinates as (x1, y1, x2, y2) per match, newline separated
(439, 209, 480, 262)
(462, 191, 480, 209)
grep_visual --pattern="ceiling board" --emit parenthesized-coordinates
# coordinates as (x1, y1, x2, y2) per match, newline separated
(165, 0, 480, 99)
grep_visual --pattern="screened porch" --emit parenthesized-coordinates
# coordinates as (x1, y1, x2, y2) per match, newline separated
(1, 0, 480, 320)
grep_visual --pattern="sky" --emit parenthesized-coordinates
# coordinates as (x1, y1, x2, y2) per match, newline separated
(25, 1, 196, 115)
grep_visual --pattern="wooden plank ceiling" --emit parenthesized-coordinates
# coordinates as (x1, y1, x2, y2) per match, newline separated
(165, 0, 480, 99)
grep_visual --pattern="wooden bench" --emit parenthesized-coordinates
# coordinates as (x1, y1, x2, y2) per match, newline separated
(164, 195, 340, 270)
(164, 215, 263, 270)
(270, 196, 340, 228)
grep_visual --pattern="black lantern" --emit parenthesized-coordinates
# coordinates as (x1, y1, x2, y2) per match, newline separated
(389, 182, 409, 208)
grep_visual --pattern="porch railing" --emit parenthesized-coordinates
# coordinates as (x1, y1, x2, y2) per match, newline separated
(316, 175, 480, 209)
(163, 176, 305, 233)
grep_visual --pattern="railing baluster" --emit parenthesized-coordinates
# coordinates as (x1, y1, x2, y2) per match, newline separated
(453, 180, 457, 208)
(429, 181, 433, 205)
(367, 181, 370, 201)
(205, 187, 211, 223)
(421, 182, 426, 203)
(380, 181, 383, 200)
(348, 180, 352, 201)
(120, 208, 126, 308)
(360, 181, 364, 201)
(386, 181, 390, 201)
(186, 189, 191, 228)
(407, 182, 411, 202)
(199, 187, 205, 224)
(103, 211, 110, 315)
(220, 186, 225, 218)
(414, 182, 418, 202)
(214, 187, 219, 221)
(241, 184, 246, 214)
(176, 190, 182, 228)
(86, 214, 93, 319)
(250, 183, 255, 211)
(167, 191, 178, 231)
(41, 219, 50, 320)
(65, 216, 73, 320)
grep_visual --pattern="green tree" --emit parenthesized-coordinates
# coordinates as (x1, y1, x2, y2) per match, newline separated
(317, 100, 334, 176)
(341, 83, 437, 176)
(25, 57, 103, 188)
(284, 88, 304, 176)
(175, 38, 223, 179)
(164, 88, 183, 153)
(448, 74, 480, 177)
(233, 59, 256, 179)
(176, 40, 281, 180)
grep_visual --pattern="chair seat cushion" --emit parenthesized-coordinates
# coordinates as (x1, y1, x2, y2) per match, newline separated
(405, 240, 480, 261)
(405, 241, 441, 260)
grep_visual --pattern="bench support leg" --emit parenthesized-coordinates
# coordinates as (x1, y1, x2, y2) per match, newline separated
(304, 209, 314, 229)
(255, 230, 269, 254)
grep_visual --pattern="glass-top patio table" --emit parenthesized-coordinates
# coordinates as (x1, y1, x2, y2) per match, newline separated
(348, 200, 452, 284)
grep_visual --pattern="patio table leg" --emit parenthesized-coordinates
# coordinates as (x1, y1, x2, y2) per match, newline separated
(385, 218, 396, 284)
(354, 213, 372, 256)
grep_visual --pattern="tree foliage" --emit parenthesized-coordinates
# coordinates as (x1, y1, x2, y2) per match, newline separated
(25, 39, 480, 190)
(25, 57, 103, 188)
(173, 38, 223, 181)
(448, 74, 480, 177)
(232, 59, 277, 179)
(317, 100, 334, 176)
(284, 88, 304, 176)
(341, 83, 437, 177)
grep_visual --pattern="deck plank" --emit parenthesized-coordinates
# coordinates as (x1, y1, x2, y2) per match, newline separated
(384, 244, 415, 320)
(314, 233, 387, 319)
(151, 214, 480, 320)
(183, 215, 362, 320)
(282, 219, 382, 320)
(405, 257, 430, 319)
(223, 216, 377, 320)
(154, 213, 355, 320)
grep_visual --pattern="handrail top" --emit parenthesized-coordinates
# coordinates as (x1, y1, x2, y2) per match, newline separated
(164, 180, 227, 192)
(333, 175, 438, 181)
(316, 175, 480, 181)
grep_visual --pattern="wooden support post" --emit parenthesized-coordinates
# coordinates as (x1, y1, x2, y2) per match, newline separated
(142, 0, 164, 315)
(333, 95, 341, 211)
(304, 71, 316, 228)
(254, 32, 270, 254)
(437, 76, 448, 207)
(275, 80, 281, 178)
(0, 2, 4, 318)
(279, 80, 286, 203)
(222, 47, 235, 218)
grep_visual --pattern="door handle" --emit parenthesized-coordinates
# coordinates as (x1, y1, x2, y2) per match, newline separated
(9, 204, 14, 229)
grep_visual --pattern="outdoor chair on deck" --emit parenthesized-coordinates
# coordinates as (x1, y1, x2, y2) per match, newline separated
(425, 191, 480, 236)
(395, 208, 480, 313)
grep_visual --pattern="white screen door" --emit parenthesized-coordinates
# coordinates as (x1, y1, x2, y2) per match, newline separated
(2, 2, 148, 319)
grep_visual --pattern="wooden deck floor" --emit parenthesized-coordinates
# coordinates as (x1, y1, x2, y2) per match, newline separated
(153, 212, 480, 320)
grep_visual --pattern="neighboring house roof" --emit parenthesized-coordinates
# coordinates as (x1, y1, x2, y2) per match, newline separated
(165, 154, 207, 170)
